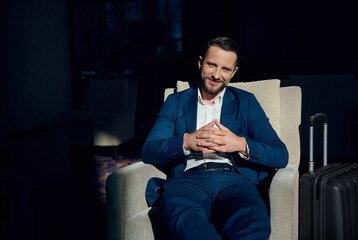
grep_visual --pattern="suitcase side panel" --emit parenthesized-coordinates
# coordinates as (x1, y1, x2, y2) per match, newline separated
(324, 166, 358, 240)
(319, 164, 358, 240)
(300, 163, 358, 240)
(324, 185, 345, 239)
(300, 175, 314, 239)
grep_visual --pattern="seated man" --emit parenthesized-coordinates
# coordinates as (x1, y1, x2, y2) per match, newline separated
(141, 36, 288, 240)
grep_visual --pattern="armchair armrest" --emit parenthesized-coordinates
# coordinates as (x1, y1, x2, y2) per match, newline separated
(106, 161, 165, 240)
(269, 164, 299, 240)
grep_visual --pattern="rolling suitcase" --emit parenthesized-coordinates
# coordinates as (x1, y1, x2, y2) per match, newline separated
(299, 113, 358, 240)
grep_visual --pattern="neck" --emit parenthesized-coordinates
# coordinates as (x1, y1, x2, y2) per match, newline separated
(199, 86, 223, 104)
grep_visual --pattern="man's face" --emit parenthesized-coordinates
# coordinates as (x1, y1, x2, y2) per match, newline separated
(198, 46, 238, 98)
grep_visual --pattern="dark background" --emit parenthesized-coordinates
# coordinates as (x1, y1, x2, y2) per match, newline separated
(0, 0, 357, 239)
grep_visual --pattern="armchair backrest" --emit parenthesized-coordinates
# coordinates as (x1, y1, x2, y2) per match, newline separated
(164, 80, 302, 167)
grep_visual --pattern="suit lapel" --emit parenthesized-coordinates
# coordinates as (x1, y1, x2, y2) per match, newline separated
(220, 88, 239, 131)
(184, 88, 198, 133)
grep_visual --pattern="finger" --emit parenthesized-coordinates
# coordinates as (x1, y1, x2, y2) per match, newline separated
(201, 119, 220, 130)
(206, 120, 217, 127)
(207, 145, 226, 153)
(196, 131, 225, 140)
(197, 137, 227, 149)
(200, 123, 217, 131)
(197, 139, 220, 148)
(200, 144, 226, 153)
(215, 120, 228, 131)
(200, 147, 216, 154)
(207, 137, 226, 146)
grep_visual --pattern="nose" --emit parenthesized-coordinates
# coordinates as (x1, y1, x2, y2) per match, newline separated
(212, 68, 220, 80)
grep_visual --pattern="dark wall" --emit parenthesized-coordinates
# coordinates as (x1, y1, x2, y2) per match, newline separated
(1, 0, 72, 131)
(281, 75, 358, 171)
(182, 0, 358, 79)
(0, 0, 73, 186)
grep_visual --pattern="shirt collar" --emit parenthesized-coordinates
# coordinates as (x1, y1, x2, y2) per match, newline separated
(197, 87, 226, 105)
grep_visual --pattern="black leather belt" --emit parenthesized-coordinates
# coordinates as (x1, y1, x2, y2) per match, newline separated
(185, 162, 233, 174)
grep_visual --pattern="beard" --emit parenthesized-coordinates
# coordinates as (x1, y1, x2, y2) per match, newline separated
(200, 77, 228, 96)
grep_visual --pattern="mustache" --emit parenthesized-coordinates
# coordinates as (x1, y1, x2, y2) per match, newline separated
(206, 78, 225, 84)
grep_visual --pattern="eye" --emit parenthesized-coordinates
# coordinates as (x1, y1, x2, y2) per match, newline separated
(206, 61, 216, 67)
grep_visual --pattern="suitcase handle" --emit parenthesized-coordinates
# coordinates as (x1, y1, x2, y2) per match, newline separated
(309, 113, 328, 126)
(309, 113, 328, 172)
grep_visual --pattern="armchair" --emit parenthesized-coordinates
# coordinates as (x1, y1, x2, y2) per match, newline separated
(106, 79, 301, 240)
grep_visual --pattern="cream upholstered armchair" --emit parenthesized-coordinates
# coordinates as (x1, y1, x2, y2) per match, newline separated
(106, 79, 301, 240)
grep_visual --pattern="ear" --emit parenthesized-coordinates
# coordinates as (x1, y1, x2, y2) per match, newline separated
(231, 66, 239, 78)
(198, 56, 203, 70)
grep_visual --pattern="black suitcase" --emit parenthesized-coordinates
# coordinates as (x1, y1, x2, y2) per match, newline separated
(299, 113, 358, 240)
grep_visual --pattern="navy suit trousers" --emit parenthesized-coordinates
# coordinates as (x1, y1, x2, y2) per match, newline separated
(160, 171, 270, 240)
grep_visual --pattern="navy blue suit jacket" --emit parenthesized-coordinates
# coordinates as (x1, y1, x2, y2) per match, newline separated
(142, 86, 288, 206)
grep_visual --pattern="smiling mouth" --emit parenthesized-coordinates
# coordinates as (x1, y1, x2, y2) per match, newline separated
(208, 79, 221, 85)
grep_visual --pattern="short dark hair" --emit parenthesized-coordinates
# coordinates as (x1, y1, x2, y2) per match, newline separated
(203, 36, 242, 67)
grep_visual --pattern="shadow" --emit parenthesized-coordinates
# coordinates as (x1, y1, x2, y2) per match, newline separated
(148, 207, 171, 240)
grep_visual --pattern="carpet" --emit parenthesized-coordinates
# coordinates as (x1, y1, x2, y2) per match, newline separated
(94, 155, 140, 200)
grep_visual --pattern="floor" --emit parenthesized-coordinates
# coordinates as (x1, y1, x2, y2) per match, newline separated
(32, 151, 138, 240)
(32, 178, 106, 240)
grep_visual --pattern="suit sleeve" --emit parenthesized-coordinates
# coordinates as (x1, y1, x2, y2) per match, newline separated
(141, 95, 187, 165)
(243, 94, 289, 169)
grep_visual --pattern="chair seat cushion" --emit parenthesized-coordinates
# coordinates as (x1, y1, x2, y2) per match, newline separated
(125, 207, 169, 240)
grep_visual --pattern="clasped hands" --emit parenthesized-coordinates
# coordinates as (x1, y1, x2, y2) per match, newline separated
(183, 119, 248, 155)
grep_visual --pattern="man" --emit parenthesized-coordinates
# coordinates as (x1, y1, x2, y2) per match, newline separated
(142, 37, 288, 240)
